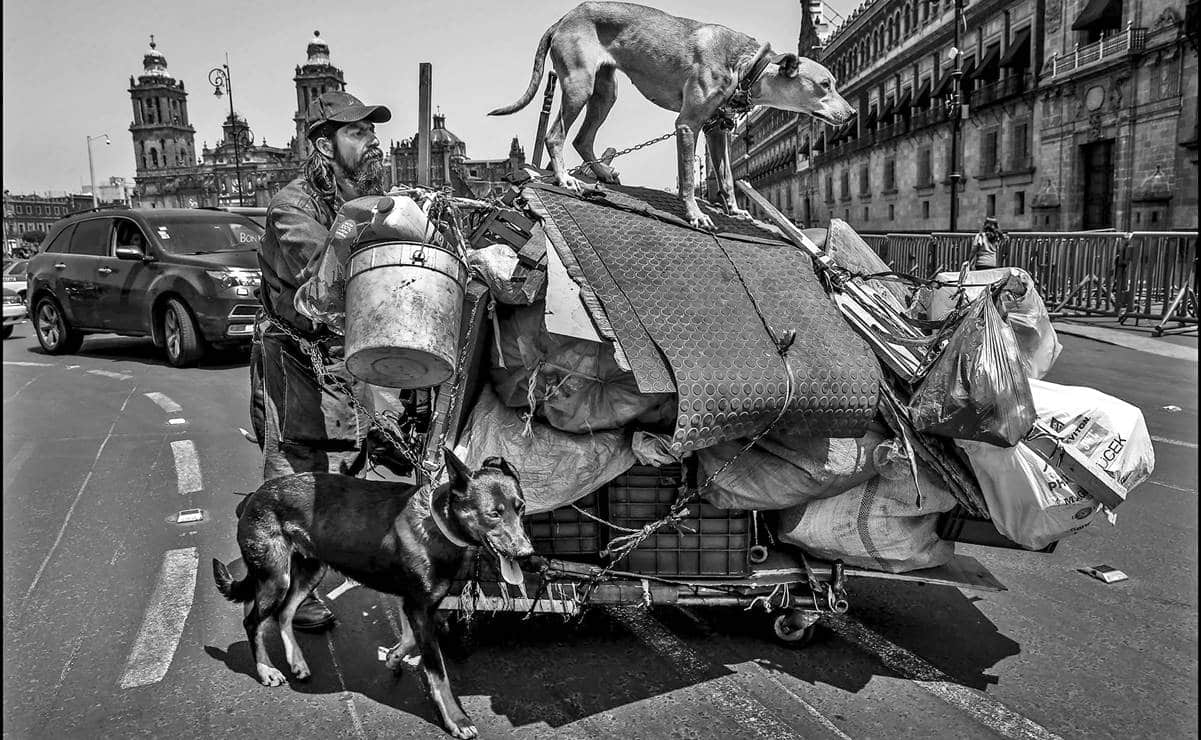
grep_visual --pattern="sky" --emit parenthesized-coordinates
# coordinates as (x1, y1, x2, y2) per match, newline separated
(2, 0, 859, 195)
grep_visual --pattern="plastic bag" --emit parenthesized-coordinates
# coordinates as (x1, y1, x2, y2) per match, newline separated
(956, 379, 1155, 549)
(909, 291, 1036, 447)
(776, 463, 958, 573)
(468, 243, 544, 305)
(921, 267, 1062, 379)
(454, 386, 635, 514)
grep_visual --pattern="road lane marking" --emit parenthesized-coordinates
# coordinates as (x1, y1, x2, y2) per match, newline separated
(170, 440, 203, 494)
(1148, 480, 1194, 493)
(4, 376, 39, 401)
(118, 547, 199, 689)
(324, 633, 368, 740)
(1151, 435, 1198, 450)
(3, 360, 53, 367)
(24, 386, 138, 602)
(87, 369, 133, 381)
(607, 606, 812, 739)
(144, 392, 182, 414)
(825, 615, 1062, 740)
(2, 440, 36, 490)
(168, 418, 187, 425)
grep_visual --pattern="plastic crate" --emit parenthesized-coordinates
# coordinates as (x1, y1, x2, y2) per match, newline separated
(606, 462, 750, 577)
(937, 506, 1058, 554)
(525, 492, 603, 557)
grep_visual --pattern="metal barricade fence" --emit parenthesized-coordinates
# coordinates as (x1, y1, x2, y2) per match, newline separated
(860, 230, 1197, 324)
(1121, 232, 1197, 323)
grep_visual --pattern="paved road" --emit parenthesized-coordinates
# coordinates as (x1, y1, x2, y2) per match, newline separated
(3, 322, 1197, 739)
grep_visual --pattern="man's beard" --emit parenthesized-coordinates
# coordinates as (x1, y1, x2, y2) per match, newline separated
(338, 150, 386, 196)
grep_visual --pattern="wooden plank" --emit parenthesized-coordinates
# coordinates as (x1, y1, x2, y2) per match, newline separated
(417, 63, 432, 187)
(1024, 422, 1128, 509)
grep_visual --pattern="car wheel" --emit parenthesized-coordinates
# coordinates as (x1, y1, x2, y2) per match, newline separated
(1, 325, 12, 340)
(34, 297, 83, 354)
(163, 298, 204, 367)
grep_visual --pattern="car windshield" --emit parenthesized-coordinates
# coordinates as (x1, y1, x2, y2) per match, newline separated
(3, 261, 27, 277)
(143, 212, 264, 255)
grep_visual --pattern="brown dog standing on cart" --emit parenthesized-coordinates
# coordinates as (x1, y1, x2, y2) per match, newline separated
(213, 450, 534, 739)
(489, 1, 856, 229)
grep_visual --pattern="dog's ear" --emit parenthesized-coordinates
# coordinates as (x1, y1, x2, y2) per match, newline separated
(773, 52, 800, 78)
(443, 446, 473, 488)
(481, 456, 521, 484)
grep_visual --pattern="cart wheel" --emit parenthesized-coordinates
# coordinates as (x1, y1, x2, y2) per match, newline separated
(772, 611, 819, 647)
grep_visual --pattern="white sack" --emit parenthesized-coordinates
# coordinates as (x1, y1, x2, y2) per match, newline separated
(777, 464, 959, 573)
(455, 386, 635, 514)
(699, 431, 888, 511)
(956, 379, 1154, 550)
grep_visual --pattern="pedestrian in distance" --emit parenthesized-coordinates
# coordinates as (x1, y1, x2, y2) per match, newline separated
(970, 216, 1006, 269)
(245, 90, 392, 631)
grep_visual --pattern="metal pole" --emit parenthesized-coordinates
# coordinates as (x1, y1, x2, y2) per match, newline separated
(417, 63, 432, 186)
(225, 62, 245, 207)
(87, 137, 98, 209)
(949, 0, 964, 232)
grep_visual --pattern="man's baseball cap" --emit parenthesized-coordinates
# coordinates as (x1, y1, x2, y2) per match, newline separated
(984, 216, 999, 226)
(306, 91, 391, 139)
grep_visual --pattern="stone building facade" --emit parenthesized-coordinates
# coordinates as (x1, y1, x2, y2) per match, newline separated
(387, 111, 526, 198)
(129, 32, 349, 209)
(731, 0, 1197, 233)
(3, 191, 95, 253)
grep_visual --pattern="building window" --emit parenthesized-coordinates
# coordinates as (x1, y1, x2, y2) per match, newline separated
(1014, 191, 1026, 216)
(863, 206, 869, 221)
(825, 175, 835, 203)
(858, 164, 870, 196)
(918, 147, 933, 186)
(889, 203, 895, 220)
(884, 158, 896, 191)
(1010, 121, 1031, 170)
(981, 128, 1000, 175)
(987, 193, 997, 217)
(840, 171, 850, 200)
(922, 200, 930, 219)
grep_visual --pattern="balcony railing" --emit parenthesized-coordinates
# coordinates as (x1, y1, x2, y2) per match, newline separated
(1050, 25, 1147, 77)
(970, 74, 1034, 108)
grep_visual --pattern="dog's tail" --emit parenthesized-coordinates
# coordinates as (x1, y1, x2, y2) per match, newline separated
(488, 21, 558, 116)
(212, 558, 256, 603)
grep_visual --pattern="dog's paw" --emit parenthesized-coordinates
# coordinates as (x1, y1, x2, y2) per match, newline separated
(726, 206, 752, 220)
(290, 658, 311, 681)
(687, 209, 716, 230)
(556, 174, 583, 193)
(256, 663, 287, 687)
(447, 720, 478, 739)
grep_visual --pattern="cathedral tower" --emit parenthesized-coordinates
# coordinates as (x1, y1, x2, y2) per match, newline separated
(293, 31, 346, 160)
(128, 36, 197, 175)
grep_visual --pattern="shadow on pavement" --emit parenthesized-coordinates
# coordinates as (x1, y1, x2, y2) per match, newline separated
(22, 334, 250, 370)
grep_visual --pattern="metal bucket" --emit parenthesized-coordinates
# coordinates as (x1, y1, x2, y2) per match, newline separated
(344, 240, 467, 388)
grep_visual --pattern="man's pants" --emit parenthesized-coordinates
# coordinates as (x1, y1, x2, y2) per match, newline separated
(252, 326, 374, 481)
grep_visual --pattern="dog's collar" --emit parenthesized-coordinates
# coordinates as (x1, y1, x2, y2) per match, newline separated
(429, 484, 474, 549)
(707, 43, 774, 132)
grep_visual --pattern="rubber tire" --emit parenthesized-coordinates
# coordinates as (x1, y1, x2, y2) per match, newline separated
(162, 298, 204, 368)
(34, 297, 84, 354)
(772, 613, 818, 647)
(1, 325, 12, 339)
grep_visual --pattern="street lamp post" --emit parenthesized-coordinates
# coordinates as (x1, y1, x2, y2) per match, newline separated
(209, 59, 245, 207)
(948, 0, 965, 232)
(86, 133, 110, 209)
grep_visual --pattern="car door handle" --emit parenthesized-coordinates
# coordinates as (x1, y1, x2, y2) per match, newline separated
(98, 266, 114, 275)
(54, 263, 67, 269)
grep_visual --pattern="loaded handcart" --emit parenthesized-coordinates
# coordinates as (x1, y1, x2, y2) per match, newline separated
(300, 174, 1154, 646)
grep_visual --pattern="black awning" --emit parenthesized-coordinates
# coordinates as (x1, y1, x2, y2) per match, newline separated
(1072, 0, 1122, 29)
(931, 70, 954, 98)
(977, 45, 1001, 75)
(1001, 27, 1032, 67)
(864, 105, 879, 126)
(878, 98, 896, 121)
(958, 57, 977, 85)
(915, 77, 933, 103)
(895, 88, 913, 112)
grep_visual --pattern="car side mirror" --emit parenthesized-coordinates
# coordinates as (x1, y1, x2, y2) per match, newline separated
(115, 245, 150, 261)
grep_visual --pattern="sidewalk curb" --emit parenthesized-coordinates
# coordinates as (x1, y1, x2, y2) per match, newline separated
(1053, 322, 1198, 363)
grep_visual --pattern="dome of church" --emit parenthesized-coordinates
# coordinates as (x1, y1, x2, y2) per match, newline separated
(142, 35, 170, 77)
(428, 111, 463, 147)
(306, 30, 331, 66)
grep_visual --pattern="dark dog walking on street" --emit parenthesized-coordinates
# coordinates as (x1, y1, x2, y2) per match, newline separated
(213, 448, 534, 739)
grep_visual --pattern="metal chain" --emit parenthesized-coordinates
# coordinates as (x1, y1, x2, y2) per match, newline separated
(568, 130, 677, 176)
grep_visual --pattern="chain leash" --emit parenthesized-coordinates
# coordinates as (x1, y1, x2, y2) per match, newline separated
(568, 130, 678, 177)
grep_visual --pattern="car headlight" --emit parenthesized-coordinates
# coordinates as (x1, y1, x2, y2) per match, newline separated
(205, 268, 261, 289)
